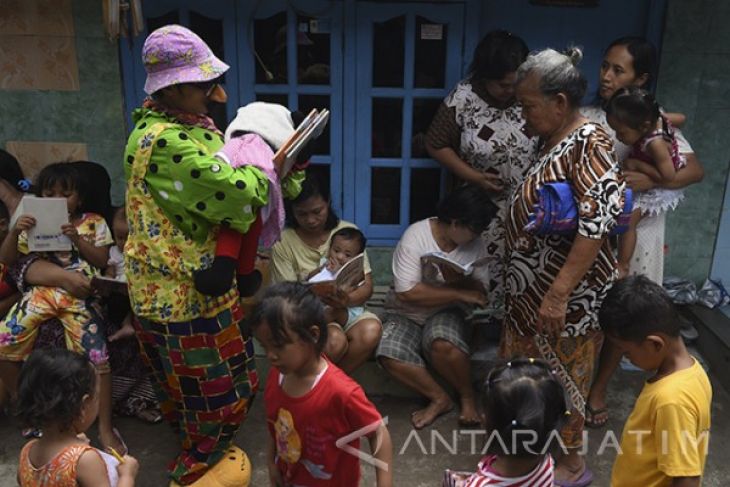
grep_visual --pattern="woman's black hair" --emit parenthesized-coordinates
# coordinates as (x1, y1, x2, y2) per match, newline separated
(286, 172, 339, 231)
(16, 349, 96, 432)
(482, 357, 569, 458)
(68, 161, 113, 223)
(436, 185, 498, 235)
(247, 282, 328, 354)
(468, 30, 529, 83)
(0, 150, 30, 191)
(330, 227, 366, 254)
(605, 86, 663, 132)
(0, 201, 9, 223)
(605, 36, 657, 89)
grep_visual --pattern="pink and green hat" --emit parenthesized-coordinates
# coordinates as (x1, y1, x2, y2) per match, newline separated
(142, 24, 229, 95)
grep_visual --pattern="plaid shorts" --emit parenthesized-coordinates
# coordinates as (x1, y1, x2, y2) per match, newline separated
(375, 308, 472, 367)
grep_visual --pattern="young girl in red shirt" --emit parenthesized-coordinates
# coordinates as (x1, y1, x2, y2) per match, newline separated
(249, 282, 393, 486)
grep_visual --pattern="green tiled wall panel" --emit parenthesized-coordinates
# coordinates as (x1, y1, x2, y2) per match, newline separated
(0, 0, 127, 205)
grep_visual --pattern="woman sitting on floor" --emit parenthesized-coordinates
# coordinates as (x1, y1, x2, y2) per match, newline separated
(376, 185, 497, 429)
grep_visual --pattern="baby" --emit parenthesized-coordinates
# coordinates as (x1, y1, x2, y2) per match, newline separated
(307, 227, 366, 328)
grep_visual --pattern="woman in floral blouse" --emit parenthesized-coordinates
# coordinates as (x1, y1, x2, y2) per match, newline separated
(123, 26, 302, 486)
(426, 30, 536, 329)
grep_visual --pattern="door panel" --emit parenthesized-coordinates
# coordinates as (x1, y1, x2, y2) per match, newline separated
(240, 0, 344, 213)
(354, 3, 464, 243)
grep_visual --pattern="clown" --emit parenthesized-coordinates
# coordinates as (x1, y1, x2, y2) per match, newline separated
(123, 25, 303, 486)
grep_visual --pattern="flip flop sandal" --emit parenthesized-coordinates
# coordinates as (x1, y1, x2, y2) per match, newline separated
(585, 404, 608, 428)
(554, 467, 594, 487)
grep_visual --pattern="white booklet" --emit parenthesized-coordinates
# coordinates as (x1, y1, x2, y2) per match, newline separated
(11, 196, 71, 252)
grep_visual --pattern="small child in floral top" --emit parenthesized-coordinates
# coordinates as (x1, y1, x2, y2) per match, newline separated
(17, 349, 138, 486)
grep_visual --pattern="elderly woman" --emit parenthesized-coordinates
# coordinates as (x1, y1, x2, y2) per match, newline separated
(581, 37, 704, 428)
(504, 48, 624, 486)
(426, 31, 536, 327)
(123, 26, 302, 486)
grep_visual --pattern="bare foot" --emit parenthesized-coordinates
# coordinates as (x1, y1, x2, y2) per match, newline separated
(458, 396, 481, 427)
(411, 396, 453, 429)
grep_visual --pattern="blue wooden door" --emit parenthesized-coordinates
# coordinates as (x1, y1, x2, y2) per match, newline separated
(354, 3, 465, 244)
(236, 0, 345, 214)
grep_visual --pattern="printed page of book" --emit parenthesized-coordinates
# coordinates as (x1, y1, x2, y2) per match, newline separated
(13, 196, 71, 252)
(273, 108, 330, 175)
(334, 253, 365, 291)
(421, 252, 471, 275)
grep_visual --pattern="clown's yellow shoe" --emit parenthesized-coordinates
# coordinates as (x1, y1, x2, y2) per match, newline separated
(169, 447, 252, 487)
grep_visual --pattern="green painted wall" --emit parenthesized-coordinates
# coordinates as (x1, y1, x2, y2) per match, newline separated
(657, 0, 730, 283)
(0, 0, 128, 205)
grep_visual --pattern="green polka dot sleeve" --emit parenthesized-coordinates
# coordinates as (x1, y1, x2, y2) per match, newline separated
(144, 127, 270, 242)
(282, 169, 305, 200)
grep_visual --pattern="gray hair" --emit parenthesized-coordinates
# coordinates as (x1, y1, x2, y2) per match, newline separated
(516, 47, 587, 107)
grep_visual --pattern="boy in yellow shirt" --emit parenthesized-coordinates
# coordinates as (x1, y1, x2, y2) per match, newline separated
(599, 275, 712, 487)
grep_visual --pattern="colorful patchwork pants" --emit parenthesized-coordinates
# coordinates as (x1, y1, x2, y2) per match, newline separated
(0, 286, 109, 369)
(135, 303, 258, 485)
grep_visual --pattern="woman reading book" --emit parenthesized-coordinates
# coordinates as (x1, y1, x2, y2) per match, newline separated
(270, 174, 382, 374)
(376, 185, 498, 429)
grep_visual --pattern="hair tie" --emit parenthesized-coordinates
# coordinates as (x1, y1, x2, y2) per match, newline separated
(17, 179, 31, 192)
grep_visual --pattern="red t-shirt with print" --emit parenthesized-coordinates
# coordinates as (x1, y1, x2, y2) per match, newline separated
(264, 360, 383, 486)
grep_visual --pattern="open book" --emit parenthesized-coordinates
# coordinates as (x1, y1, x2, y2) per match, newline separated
(307, 253, 365, 298)
(11, 196, 71, 252)
(273, 108, 330, 176)
(90, 275, 128, 296)
(420, 251, 488, 281)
